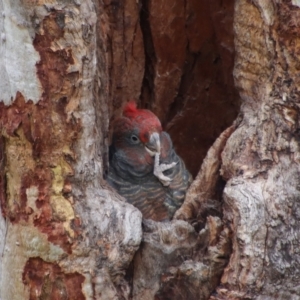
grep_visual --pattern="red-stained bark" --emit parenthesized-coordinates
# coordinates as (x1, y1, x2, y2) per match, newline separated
(23, 258, 85, 300)
(0, 11, 81, 253)
(0, 135, 5, 218)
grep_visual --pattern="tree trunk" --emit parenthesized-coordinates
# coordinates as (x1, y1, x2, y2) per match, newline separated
(1, 0, 299, 299)
(0, 2, 141, 299)
(214, 1, 300, 299)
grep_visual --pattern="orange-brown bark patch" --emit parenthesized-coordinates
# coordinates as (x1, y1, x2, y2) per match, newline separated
(0, 10, 81, 253)
(23, 257, 85, 300)
(0, 136, 6, 217)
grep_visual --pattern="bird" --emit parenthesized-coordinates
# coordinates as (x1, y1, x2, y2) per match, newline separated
(107, 101, 192, 221)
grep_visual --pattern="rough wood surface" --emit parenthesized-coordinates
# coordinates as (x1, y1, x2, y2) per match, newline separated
(212, 1, 300, 299)
(0, 2, 142, 299)
(2, 0, 300, 299)
(174, 125, 235, 223)
(132, 217, 231, 300)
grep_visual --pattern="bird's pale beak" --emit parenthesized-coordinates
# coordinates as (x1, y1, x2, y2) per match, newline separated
(145, 132, 161, 156)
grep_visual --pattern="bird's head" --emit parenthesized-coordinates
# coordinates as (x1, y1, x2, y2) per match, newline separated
(112, 101, 162, 156)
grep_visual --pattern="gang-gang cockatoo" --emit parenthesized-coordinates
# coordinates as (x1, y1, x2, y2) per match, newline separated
(107, 101, 192, 221)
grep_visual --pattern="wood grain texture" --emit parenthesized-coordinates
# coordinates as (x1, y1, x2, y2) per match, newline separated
(213, 1, 300, 299)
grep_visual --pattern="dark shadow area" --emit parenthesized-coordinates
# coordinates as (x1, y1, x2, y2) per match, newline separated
(139, 0, 239, 177)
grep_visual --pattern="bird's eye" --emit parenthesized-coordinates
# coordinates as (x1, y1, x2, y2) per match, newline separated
(130, 135, 139, 143)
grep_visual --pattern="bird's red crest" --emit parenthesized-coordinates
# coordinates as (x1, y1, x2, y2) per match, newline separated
(123, 101, 139, 118)
(122, 101, 162, 143)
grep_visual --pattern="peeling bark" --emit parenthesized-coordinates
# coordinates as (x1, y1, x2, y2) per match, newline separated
(23, 258, 85, 300)
(0, 2, 141, 299)
(2, 0, 299, 299)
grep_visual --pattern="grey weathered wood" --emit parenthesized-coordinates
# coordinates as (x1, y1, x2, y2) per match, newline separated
(213, 1, 300, 298)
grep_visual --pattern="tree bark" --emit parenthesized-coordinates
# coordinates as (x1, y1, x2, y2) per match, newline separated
(1, 0, 300, 300)
(0, 2, 141, 299)
(213, 1, 300, 299)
